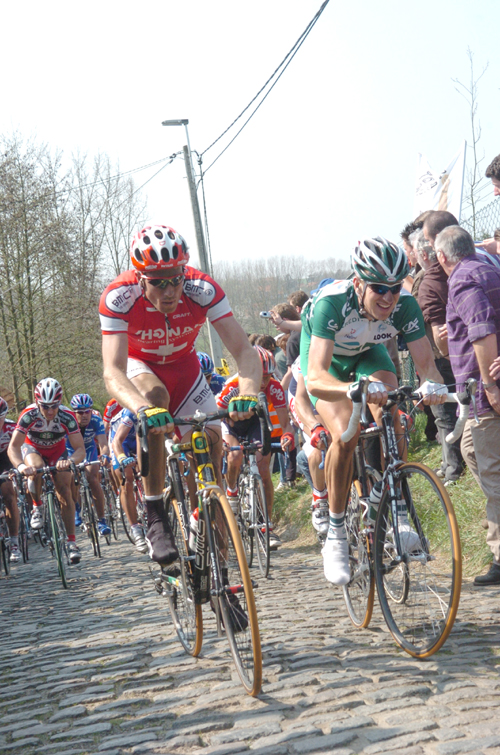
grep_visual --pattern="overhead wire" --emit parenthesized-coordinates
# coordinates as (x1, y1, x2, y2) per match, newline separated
(200, 0, 330, 174)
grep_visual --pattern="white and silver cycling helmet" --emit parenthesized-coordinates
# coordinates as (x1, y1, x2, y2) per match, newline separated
(352, 237, 409, 284)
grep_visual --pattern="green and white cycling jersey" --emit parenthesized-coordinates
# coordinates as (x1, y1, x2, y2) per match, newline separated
(300, 279, 425, 378)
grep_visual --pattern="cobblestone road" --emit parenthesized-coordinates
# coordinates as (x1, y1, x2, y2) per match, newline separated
(2, 525, 500, 755)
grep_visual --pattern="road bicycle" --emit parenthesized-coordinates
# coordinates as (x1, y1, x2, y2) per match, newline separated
(340, 377, 471, 658)
(73, 460, 103, 557)
(223, 438, 272, 578)
(12, 470, 32, 563)
(142, 397, 269, 696)
(100, 465, 120, 540)
(37, 466, 70, 589)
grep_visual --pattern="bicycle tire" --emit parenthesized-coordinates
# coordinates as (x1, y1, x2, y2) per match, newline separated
(165, 497, 203, 656)
(119, 494, 135, 543)
(237, 470, 253, 567)
(343, 481, 375, 628)
(374, 463, 461, 658)
(47, 493, 68, 589)
(104, 485, 119, 541)
(19, 502, 29, 563)
(253, 476, 270, 579)
(0, 536, 9, 576)
(206, 489, 262, 696)
(83, 488, 101, 558)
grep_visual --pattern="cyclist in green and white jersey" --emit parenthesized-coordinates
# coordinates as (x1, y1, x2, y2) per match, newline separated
(301, 237, 447, 586)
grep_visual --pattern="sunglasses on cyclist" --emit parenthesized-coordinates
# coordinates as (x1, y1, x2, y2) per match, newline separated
(367, 283, 403, 296)
(141, 273, 185, 289)
(38, 402, 60, 410)
(75, 409, 92, 415)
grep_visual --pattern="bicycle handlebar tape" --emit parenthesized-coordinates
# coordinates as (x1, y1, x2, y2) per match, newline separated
(257, 392, 272, 456)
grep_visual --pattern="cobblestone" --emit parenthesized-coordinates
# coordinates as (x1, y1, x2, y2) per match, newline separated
(2, 527, 500, 754)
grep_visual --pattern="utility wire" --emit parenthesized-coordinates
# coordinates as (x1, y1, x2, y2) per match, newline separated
(201, 0, 330, 173)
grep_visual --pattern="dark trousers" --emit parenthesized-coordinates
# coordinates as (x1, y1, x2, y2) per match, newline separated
(431, 357, 464, 481)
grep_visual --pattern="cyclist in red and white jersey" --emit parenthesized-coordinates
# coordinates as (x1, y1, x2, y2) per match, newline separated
(217, 345, 294, 548)
(99, 224, 261, 566)
(0, 398, 21, 563)
(8, 378, 86, 565)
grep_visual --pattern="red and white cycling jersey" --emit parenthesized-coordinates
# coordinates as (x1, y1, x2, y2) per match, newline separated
(99, 267, 232, 365)
(15, 404, 80, 449)
(0, 419, 16, 454)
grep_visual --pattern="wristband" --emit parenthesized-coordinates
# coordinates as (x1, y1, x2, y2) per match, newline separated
(311, 423, 324, 433)
(483, 382, 497, 389)
(17, 463, 27, 474)
(117, 453, 127, 463)
(136, 404, 154, 414)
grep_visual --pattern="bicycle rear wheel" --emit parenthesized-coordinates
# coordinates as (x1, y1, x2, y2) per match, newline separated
(343, 481, 374, 628)
(253, 476, 270, 579)
(47, 493, 68, 589)
(164, 496, 203, 656)
(374, 463, 461, 658)
(207, 489, 262, 696)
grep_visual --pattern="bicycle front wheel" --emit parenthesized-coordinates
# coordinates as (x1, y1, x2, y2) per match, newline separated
(374, 463, 461, 658)
(237, 470, 253, 567)
(83, 489, 101, 559)
(343, 481, 374, 628)
(253, 476, 270, 579)
(207, 489, 262, 696)
(19, 502, 29, 563)
(47, 493, 68, 589)
(165, 497, 203, 657)
(104, 485, 119, 541)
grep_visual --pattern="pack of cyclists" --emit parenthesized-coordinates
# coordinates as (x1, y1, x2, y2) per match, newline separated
(0, 226, 449, 594)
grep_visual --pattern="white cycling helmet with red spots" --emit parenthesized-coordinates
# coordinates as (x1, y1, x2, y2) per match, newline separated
(34, 378, 63, 406)
(130, 225, 190, 273)
(253, 345, 276, 376)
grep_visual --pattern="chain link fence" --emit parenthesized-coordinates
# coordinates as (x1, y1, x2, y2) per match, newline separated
(461, 197, 500, 239)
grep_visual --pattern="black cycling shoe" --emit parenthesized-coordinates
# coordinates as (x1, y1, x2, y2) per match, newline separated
(145, 519, 179, 566)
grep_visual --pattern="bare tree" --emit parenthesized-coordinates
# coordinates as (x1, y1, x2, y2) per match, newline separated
(453, 48, 489, 236)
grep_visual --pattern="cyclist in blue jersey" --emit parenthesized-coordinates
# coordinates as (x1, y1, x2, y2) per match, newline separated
(67, 394, 111, 536)
(110, 408, 147, 554)
(197, 351, 226, 396)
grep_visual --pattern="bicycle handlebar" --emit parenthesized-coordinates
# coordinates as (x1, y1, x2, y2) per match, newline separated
(340, 377, 478, 444)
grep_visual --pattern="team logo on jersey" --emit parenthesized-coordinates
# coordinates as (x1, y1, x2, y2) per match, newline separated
(327, 319, 339, 332)
(106, 284, 139, 314)
(184, 278, 216, 306)
(402, 318, 420, 335)
(269, 383, 284, 402)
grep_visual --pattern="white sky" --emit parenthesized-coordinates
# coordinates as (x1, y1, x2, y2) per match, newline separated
(2, 0, 500, 268)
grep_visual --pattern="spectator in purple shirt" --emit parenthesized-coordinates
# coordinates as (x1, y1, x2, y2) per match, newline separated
(436, 224, 500, 585)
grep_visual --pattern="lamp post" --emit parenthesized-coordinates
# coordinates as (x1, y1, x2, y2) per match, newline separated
(162, 119, 223, 367)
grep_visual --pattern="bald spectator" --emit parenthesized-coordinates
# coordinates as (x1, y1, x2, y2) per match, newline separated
(436, 225, 500, 585)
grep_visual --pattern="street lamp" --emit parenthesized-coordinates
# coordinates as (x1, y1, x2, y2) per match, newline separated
(162, 118, 223, 366)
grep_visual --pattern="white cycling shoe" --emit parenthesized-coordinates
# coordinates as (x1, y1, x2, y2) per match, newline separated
(322, 537, 350, 585)
(311, 502, 329, 534)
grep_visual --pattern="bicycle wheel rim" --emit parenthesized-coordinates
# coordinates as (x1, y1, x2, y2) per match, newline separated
(48, 494, 68, 589)
(119, 496, 135, 544)
(253, 477, 270, 578)
(165, 497, 203, 656)
(207, 489, 262, 696)
(374, 463, 461, 658)
(1, 538, 9, 576)
(343, 481, 374, 628)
